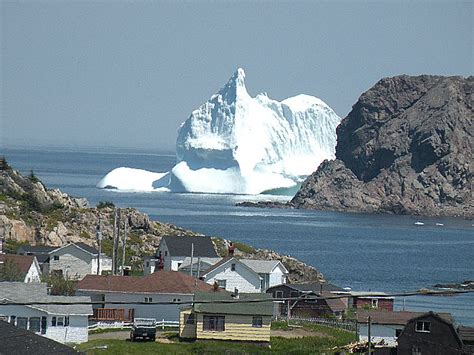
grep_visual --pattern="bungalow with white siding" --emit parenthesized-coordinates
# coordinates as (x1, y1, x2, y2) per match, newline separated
(0, 282, 92, 344)
(76, 270, 223, 325)
(200, 257, 288, 293)
(144, 236, 218, 274)
(0, 254, 42, 282)
(48, 242, 112, 279)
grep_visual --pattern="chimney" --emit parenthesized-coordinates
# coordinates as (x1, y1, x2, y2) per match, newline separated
(228, 242, 235, 256)
(231, 288, 239, 299)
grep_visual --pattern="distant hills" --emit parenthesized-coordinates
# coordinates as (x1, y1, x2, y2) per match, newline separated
(291, 75, 473, 218)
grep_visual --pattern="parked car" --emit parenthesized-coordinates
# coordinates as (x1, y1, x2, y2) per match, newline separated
(130, 318, 157, 341)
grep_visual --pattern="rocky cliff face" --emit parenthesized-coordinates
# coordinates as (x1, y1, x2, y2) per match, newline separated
(291, 75, 473, 218)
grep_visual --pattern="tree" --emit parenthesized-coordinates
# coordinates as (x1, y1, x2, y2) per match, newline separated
(41, 273, 78, 296)
(29, 169, 40, 183)
(0, 259, 24, 281)
(0, 156, 11, 171)
(97, 201, 115, 209)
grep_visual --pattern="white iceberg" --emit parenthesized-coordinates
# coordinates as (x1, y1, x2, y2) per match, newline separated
(98, 68, 341, 195)
(96, 167, 169, 192)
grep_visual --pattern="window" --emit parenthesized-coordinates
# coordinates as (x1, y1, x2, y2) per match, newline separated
(252, 316, 263, 328)
(165, 251, 168, 256)
(371, 299, 378, 308)
(51, 316, 56, 326)
(231, 263, 236, 271)
(185, 313, 195, 325)
(9, 315, 16, 325)
(415, 321, 431, 333)
(145, 297, 153, 303)
(65, 316, 69, 326)
(17, 317, 28, 329)
(173, 298, 181, 302)
(53, 255, 59, 261)
(275, 290, 283, 298)
(203, 315, 225, 331)
(57, 316, 64, 326)
(412, 346, 422, 355)
(217, 280, 226, 289)
(29, 317, 41, 333)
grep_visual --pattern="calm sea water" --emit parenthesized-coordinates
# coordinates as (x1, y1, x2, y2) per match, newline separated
(2, 146, 473, 325)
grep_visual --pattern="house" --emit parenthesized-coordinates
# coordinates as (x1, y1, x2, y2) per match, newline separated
(397, 312, 464, 355)
(0, 320, 80, 355)
(17, 245, 57, 273)
(144, 236, 218, 274)
(267, 282, 347, 318)
(76, 270, 221, 324)
(0, 254, 42, 282)
(356, 309, 453, 347)
(239, 259, 288, 290)
(179, 292, 273, 344)
(348, 291, 394, 311)
(48, 242, 112, 279)
(0, 282, 92, 344)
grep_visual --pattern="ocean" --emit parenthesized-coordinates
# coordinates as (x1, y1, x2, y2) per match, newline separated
(2, 146, 473, 325)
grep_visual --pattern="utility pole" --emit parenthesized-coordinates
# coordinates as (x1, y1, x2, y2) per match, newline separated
(196, 257, 201, 278)
(121, 214, 128, 276)
(112, 208, 121, 275)
(368, 315, 372, 355)
(189, 243, 194, 277)
(96, 216, 102, 275)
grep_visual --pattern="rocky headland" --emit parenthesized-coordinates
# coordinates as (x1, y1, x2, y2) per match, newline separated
(290, 75, 473, 218)
(0, 160, 322, 282)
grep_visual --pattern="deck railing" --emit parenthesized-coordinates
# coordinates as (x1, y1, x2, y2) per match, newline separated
(92, 308, 134, 321)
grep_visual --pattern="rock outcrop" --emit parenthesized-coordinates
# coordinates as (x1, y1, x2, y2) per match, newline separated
(291, 75, 473, 218)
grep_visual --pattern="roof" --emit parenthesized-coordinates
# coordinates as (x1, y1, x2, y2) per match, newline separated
(268, 282, 344, 293)
(193, 292, 274, 316)
(201, 257, 260, 279)
(0, 282, 92, 316)
(178, 257, 222, 270)
(50, 242, 99, 256)
(349, 291, 394, 299)
(356, 310, 450, 325)
(240, 259, 288, 274)
(0, 254, 35, 277)
(17, 245, 57, 255)
(321, 292, 346, 313)
(76, 270, 219, 294)
(0, 320, 80, 355)
(458, 326, 474, 342)
(161, 236, 217, 258)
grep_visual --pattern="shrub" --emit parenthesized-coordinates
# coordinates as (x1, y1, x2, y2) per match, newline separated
(97, 201, 115, 209)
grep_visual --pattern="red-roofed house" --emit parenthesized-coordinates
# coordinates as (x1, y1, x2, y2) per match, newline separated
(0, 254, 41, 283)
(75, 270, 222, 324)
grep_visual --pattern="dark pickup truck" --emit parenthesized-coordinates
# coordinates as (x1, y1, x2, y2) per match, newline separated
(130, 318, 157, 341)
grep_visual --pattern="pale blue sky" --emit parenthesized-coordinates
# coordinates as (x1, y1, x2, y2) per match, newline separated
(1, 1, 472, 150)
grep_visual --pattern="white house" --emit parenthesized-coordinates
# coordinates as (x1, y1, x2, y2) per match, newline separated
(240, 259, 288, 290)
(200, 257, 289, 293)
(144, 236, 218, 274)
(48, 242, 112, 279)
(75, 270, 222, 324)
(0, 282, 92, 344)
(0, 254, 42, 282)
(356, 309, 454, 346)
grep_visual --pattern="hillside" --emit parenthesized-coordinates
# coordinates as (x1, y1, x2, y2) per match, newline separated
(0, 160, 322, 282)
(291, 75, 473, 218)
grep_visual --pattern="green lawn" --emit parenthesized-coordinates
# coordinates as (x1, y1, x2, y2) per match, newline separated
(77, 324, 357, 354)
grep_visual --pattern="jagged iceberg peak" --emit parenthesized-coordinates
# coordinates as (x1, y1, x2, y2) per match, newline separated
(171, 68, 342, 194)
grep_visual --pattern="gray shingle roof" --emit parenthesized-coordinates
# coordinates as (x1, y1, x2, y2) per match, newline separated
(268, 282, 344, 293)
(0, 320, 80, 355)
(74, 242, 99, 255)
(162, 236, 217, 258)
(17, 245, 57, 255)
(0, 282, 92, 316)
(194, 292, 274, 316)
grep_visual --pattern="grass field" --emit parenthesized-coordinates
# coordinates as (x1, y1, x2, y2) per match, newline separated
(77, 322, 357, 354)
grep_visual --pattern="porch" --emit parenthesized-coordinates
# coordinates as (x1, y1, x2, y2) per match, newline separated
(91, 308, 135, 322)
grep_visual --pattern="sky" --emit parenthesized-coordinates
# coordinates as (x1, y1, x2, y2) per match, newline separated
(1, 1, 472, 151)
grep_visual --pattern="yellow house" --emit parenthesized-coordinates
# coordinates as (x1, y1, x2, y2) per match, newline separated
(179, 292, 273, 344)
